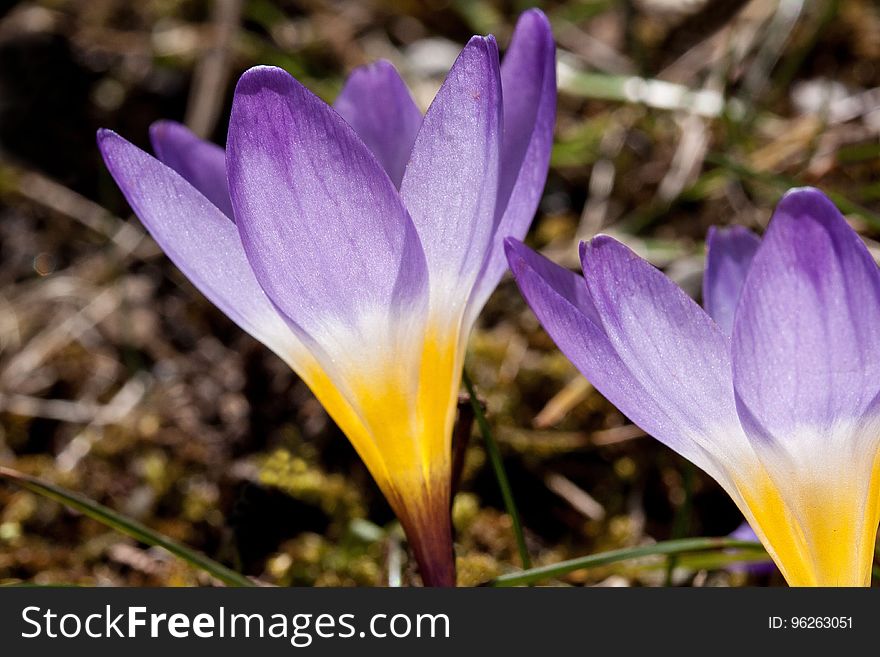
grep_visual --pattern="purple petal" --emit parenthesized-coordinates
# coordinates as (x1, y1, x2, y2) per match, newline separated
(505, 238, 746, 482)
(731, 187, 880, 446)
(226, 66, 428, 352)
(467, 10, 556, 325)
(729, 521, 760, 542)
(333, 60, 422, 189)
(727, 522, 776, 576)
(581, 237, 741, 435)
(149, 120, 233, 219)
(399, 36, 502, 319)
(703, 225, 760, 336)
(97, 129, 300, 363)
(504, 238, 598, 323)
(728, 189, 880, 586)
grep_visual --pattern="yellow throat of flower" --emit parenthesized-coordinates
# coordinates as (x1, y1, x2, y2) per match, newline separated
(737, 452, 880, 587)
(293, 317, 462, 585)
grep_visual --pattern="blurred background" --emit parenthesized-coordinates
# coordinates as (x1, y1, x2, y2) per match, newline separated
(1, 0, 878, 586)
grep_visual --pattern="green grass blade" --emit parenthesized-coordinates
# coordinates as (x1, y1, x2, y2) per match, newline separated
(641, 550, 771, 573)
(462, 371, 531, 570)
(0, 466, 256, 587)
(0, 582, 83, 587)
(488, 537, 766, 587)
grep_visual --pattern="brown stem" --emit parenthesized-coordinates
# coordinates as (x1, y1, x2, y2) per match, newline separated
(398, 494, 457, 587)
(450, 394, 475, 501)
(412, 539, 456, 588)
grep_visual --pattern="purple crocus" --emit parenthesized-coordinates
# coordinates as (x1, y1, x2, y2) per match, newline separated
(97, 10, 555, 587)
(506, 187, 880, 586)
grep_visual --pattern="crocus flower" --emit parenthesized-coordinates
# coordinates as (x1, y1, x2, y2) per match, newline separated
(97, 9, 555, 587)
(505, 187, 880, 586)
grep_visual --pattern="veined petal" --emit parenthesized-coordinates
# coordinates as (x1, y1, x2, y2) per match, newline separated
(97, 129, 300, 366)
(732, 187, 880, 445)
(226, 67, 453, 577)
(703, 225, 760, 336)
(333, 60, 422, 189)
(149, 120, 233, 219)
(466, 9, 556, 327)
(505, 235, 854, 586)
(227, 65, 428, 368)
(505, 238, 749, 486)
(395, 38, 503, 491)
(400, 36, 502, 326)
(579, 236, 755, 483)
(731, 187, 880, 585)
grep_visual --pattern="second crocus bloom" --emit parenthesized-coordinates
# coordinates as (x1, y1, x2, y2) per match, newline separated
(506, 187, 880, 586)
(98, 10, 555, 586)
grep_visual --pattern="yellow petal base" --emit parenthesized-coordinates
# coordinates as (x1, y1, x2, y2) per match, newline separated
(294, 321, 461, 586)
(737, 452, 880, 587)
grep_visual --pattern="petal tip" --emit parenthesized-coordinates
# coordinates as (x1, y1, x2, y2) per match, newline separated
(366, 58, 397, 74)
(503, 235, 522, 251)
(516, 7, 551, 33)
(780, 185, 824, 201)
(96, 127, 117, 144)
(465, 34, 498, 57)
(707, 224, 760, 244)
(503, 240, 546, 291)
(344, 59, 395, 82)
(579, 235, 634, 274)
(148, 119, 185, 140)
(773, 186, 844, 232)
(234, 65, 295, 97)
(149, 118, 178, 133)
(148, 119, 190, 157)
(777, 185, 836, 214)
(96, 129, 125, 160)
(339, 59, 408, 101)
(584, 234, 619, 253)
(503, 237, 527, 266)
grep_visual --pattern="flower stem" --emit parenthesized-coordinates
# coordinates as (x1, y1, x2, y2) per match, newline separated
(450, 395, 475, 499)
(462, 370, 531, 570)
